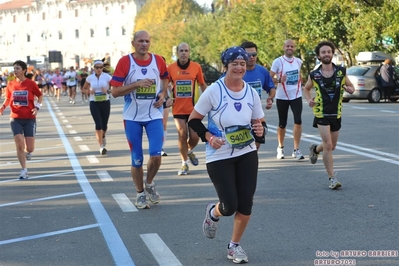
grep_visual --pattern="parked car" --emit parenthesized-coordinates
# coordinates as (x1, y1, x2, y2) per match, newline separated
(343, 65, 399, 103)
(201, 64, 222, 85)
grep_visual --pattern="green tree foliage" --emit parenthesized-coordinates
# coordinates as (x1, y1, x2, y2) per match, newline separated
(134, 0, 399, 75)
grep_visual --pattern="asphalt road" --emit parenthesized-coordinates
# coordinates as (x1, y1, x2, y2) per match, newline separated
(1, 92, 398, 266)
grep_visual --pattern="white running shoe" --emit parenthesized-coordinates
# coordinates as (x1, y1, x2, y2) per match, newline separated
(19, 169, 28, 179)
(292, 149, 305, 160)
(276, 147, 285, 159)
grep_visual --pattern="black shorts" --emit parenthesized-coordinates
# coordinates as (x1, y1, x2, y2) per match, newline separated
(173, 114, 190, 121)
(10, 118, 36, 137)
(313, 117, 341, 132)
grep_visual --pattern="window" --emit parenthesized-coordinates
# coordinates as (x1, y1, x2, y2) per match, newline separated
(27, 14, 30, 22)
(58, 11, 62, 19)
(0, 17, 2, 25)
(27, 34, 31, 42)
(58, 31, 63, 40)
(105, 27, 110, 37)
(105, 7, 109, 15)
(121, 5, 125, 14)
(42, 13, 46, 20)
(13, 15, 16, 23)
(90, 8, 93, 16)
(41, 32, 46, 41)
(90, 29, 94, 38)
(0, 36, 3, 45)
(122, 27, 126, 36)
(75, 29, 79, 38)
(13, 34, 16, 44)
(75, 9, 78, 17)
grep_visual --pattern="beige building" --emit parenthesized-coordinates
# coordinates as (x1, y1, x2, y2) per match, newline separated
(0, 0, 146, 70)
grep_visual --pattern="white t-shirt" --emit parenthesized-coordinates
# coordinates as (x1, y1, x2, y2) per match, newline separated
(270, 56, 303, 100)
(64, 71, 77, 86)
(86, 72, 112, 102)
(194, 77, 265, 163)
(122, 53, 163, 122)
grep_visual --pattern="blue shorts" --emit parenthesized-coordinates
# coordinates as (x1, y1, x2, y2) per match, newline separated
(124, 119, 163, 167)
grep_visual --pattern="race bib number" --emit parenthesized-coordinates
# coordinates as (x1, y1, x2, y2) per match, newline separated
(176, 80, 192, 97)
(248, 81, 262, 97)
(225, 124, 254, 149)
(94, 92, 107, 102)
(69, 77, 75, 82)
(136, 80, 157, 100)
(13, 91, 29, 106)
(286, 70, 299, 85)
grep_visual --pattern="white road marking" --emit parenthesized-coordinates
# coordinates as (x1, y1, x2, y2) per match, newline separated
(86, 155, 99, 163)
(112, 193, 137, 212)
(69, 130, 77, 134)
(0, 224, 99, 245)
(96, 170, 113, 182)
(141, 233, 182, 266)
(66, 125, 72, 128)
(62, 119, 69, 123)
(74, 136, 83, 141)
(0, 192, 84, 208)
(44, 97, 135, 265)
(79, 145, 90, 151)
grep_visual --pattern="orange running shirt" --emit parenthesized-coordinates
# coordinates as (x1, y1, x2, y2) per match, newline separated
(168, 61, 205, 115)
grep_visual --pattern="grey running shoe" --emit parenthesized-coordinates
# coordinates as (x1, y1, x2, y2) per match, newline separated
(188, 151, 199, 166)
(309, 143, 318, 164)
(203, 203, 218, 239)
(145, 181, 160, 204)
(292, 149, 304, 160)
(178, 164, 189, 175)
(329, 173, 341, 190)
(19, 169, 28, 179)
(25, 152, 32, 160)
(135, 192, 150, 209)
(276, 147, 285, 159)
(227, 245, 249, 264)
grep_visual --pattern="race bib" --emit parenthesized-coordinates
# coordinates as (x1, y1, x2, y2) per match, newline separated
(69, 77, 75, 82)
(94, 92, 107, 102)
(136, 80, 157, 100)
(225, 124, 254, 149)
(248, 81, 262, 97)
(286, 70, 299, 85)
(13, 91, 29, 106)
(176, 80, 192, 97)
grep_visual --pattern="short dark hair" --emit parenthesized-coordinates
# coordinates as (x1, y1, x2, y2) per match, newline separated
(241, 41, 257, 51)
(13, 60, 27, 71)
(315, 41, 335, 56)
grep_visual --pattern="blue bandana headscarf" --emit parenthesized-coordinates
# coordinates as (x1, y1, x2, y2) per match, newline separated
(221, 46, 249, 66)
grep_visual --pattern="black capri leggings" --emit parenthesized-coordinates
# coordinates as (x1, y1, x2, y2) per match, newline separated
(276, 97, 303, 128)
(89, 100, 111, 131)
(206, 150, 258, 216)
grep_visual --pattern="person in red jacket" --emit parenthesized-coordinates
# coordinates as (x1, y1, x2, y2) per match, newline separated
(0, 60, 43, 179)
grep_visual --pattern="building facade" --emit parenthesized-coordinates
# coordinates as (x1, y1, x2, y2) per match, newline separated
(0, 0, 146, 70)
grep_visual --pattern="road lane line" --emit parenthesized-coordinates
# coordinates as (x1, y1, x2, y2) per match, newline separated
(66, 125, 73, 128)
(0, 192, 84, 208)
(0, 171, 75, 184)
(112, 193, 137, 212)
(141, 233, 182, 266)
(268, 125, 399, 165)
(69, 130, 77, 134)
(0, 156, 69, 167)
(86, 155, 99, 163)
(44, 97, 135, 265)
(96, 170, 113, 182)
(0, 224, 99, 245)
(74, 136, 83, 141)
(79, 145, 90, 151)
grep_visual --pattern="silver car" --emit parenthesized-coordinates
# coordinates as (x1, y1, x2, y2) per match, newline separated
(344, 65, 399, 103)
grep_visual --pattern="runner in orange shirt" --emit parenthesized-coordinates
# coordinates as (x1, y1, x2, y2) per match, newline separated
(168, 43, 207, 175)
